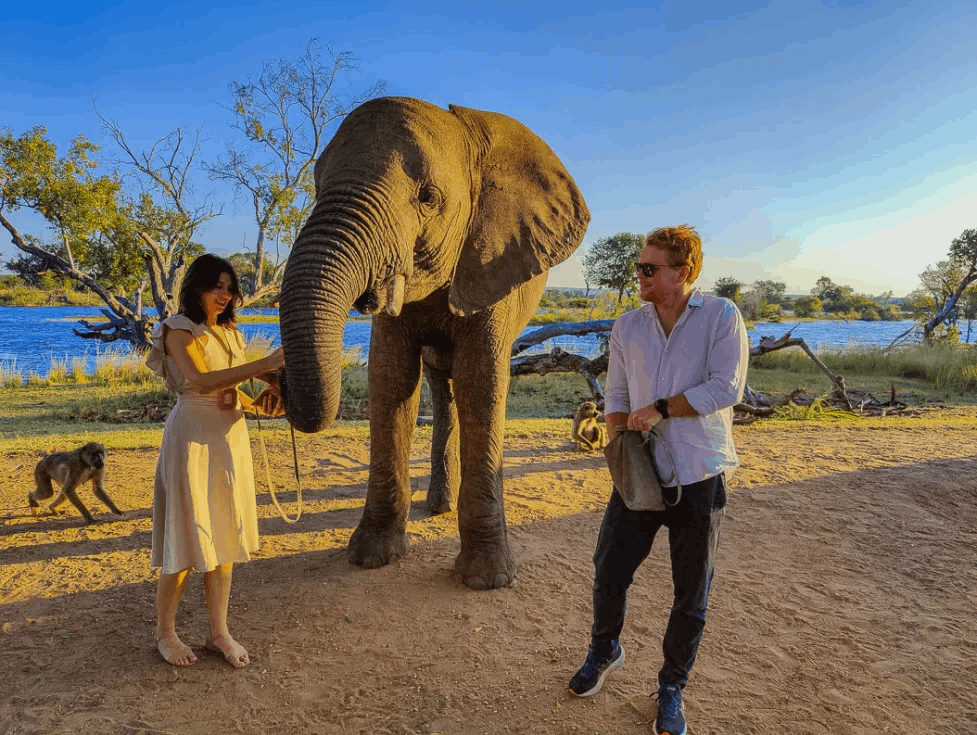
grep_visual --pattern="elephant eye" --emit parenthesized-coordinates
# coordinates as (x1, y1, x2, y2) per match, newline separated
(417, 184, 443, 210)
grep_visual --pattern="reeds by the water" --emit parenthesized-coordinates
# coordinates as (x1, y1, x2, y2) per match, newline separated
(751, 343, 977, 393)
(0, 337, 367, 389)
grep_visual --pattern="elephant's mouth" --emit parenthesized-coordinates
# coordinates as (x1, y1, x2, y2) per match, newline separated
(353, 272, 406, 316)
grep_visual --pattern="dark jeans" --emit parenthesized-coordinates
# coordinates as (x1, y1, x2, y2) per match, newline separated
(590, 474, 725, 689)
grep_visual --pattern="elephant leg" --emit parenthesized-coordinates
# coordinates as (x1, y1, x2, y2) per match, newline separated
(424, 364, 460, 515)
(452, 342, 516, 590)
(348, 320, 421, 569)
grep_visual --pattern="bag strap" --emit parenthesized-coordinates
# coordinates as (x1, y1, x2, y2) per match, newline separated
(248, 377, 303, 523)
(647, 427, 683, 506)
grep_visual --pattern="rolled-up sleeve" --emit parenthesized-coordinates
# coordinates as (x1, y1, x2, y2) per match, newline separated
(603, 320, 632, 415)
(683, 301, 748, 416)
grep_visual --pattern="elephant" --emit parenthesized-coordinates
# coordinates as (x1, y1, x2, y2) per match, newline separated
(278, 97, 590, 589)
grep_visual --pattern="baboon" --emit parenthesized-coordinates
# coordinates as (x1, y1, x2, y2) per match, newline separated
(29, 442, 124, 523)
(571, 401, 607, 451)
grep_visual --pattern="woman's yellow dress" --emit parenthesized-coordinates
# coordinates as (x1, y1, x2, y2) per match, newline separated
(146, 315, 259, 574)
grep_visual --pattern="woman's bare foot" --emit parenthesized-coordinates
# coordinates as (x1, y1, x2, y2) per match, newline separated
(156, 630, 197, 666)
(205, 632, 249, 669)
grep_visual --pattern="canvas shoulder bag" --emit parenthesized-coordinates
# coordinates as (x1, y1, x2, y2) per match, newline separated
(603, 427, 682, 511)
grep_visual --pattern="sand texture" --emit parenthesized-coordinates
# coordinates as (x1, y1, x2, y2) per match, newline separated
(2, 414, 976, 734)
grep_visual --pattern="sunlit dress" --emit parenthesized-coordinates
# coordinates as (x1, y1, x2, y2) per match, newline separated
(146, 314, 259, 574)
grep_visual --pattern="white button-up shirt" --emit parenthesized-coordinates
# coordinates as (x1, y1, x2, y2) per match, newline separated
(604, 290, 749, 486)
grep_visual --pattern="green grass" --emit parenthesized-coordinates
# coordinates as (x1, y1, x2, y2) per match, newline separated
(2, 330, 975, 442)
(0, 279, 103, 306)
(748, 343, 977, 404)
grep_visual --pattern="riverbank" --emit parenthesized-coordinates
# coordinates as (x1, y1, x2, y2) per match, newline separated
(1, 411, 975, 734)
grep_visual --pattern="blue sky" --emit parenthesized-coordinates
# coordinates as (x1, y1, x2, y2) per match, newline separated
(2, 0, 975, 296)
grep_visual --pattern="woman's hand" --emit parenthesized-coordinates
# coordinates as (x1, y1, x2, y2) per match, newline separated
(264, 347, 285, 372)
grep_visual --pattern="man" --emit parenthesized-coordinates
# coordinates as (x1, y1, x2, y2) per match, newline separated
(568, 224, 748, 735)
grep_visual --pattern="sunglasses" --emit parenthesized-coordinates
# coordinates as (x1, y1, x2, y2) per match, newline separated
(634, 261, 681, 278)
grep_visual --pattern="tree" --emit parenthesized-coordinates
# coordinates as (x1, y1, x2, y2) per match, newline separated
(581, 232, 644, 303)
(0, 126, 161, 345)
(791, 295, 822, 318)
(958, 286, 977, 343)
(207, 39, 386, 299)
(753, 279, 787, 306)
(713, 276, 742, 302)
(1, 40, 386, 348)
(811, 276, 843, 305)
(98, 114, 215, 322)
(738, 285, 765, 321)
(887, 229, 977, 348)
(920, 229, 977, 342)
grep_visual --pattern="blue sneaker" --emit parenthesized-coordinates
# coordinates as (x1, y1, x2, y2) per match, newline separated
(568, 641, 625, 697)
(654, 684, 687, 735)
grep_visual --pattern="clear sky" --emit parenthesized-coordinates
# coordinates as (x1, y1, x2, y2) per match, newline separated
(3, 0, 975, 296)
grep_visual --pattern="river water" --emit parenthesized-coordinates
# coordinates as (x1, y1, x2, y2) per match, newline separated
(0, 305, 958, 378)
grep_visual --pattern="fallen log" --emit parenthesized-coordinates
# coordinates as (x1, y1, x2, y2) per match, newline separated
(506, 322, 889, 420)
(510, 347, 607, 403)
(749, 330, 854, 411)
(510, 320, 614, 357)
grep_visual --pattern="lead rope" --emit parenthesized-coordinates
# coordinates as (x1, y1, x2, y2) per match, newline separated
(249, 378, 303, 523)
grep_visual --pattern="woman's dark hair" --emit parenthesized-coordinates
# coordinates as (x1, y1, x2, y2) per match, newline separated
(178, 253, 243, 325)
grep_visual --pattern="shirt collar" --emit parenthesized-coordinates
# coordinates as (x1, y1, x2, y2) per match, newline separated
(687, 289, 704, 308)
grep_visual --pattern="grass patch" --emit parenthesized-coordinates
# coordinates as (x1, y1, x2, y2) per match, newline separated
(748, 343, 977, 405)
(1, 335, 975, 442)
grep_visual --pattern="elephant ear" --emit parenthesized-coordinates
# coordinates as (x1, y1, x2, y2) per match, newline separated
(447, 105, 591, 316)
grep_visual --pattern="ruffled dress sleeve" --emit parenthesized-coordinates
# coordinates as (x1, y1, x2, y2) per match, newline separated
(145, 315, 203, 393)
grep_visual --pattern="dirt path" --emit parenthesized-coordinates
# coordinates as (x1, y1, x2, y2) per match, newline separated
(1, 415, 975, 734)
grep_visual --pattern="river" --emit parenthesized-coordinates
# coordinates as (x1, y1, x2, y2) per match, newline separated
(0, 305, 962, 378)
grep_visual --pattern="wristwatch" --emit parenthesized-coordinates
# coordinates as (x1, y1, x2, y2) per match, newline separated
(654, 398, 670, 420)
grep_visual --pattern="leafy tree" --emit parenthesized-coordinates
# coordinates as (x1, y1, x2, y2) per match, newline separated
(0, 126, 162, 345)
(913, 230, 977, 342)
(791, 295, 823, 318)
(753, 279, 787, 306)
(811, 276, 843, 305)
(738, 285, 765, 321)
(581, 232, 644, 303)
(207, 39, 386, 298)
(878, 303, 903, 321)
(888, 229, 977, 347)
(902, 289, 936, 321)
(1, 40, 385, 347)
(958, 286, 977, 343)
(713, 276, 742, 302)
(761, 303, 783, 322)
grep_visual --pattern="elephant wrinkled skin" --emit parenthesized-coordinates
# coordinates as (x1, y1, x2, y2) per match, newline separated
(278, 97, 590, 589)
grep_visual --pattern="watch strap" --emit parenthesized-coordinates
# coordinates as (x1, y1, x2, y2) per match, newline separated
(655, 398, 670, 420)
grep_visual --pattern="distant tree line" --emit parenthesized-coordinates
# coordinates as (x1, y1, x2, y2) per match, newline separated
(576, 228, 977, 345)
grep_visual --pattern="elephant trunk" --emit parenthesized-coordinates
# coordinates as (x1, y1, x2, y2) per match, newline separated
(279, 224, 370, 434)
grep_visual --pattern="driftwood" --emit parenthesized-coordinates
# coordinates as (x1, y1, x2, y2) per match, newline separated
(748, 329, 853, 411)
(510, 320, 613, 356)
(510, 348, 608, 403)
(508, 321, 917, 421)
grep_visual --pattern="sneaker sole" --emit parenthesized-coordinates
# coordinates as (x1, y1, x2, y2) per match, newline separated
(653, 725, 687, 735)
(567, 647, 625, 697)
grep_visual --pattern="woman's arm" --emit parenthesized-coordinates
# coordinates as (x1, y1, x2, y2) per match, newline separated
(164, 328, 285, 394)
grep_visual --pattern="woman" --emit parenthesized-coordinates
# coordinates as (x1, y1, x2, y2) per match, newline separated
(146, 253, 285, 668)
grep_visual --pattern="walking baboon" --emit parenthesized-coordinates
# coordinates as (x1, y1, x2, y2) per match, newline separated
(571, 401, 607, 451)
(29, 442, 124, 523)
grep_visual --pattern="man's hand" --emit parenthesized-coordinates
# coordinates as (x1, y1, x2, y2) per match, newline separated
(627, 404, 663, 432)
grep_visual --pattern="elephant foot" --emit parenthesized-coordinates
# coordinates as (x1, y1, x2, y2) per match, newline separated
(348, 525, 410, 569)
(454, 544, 517, 590)
(426, 486, 457, 515)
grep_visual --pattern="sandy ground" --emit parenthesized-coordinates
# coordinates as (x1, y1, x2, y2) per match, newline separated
(1, 413, 976, 735)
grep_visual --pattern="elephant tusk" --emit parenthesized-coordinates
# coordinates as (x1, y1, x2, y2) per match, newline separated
(386, 274, 405, 316)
